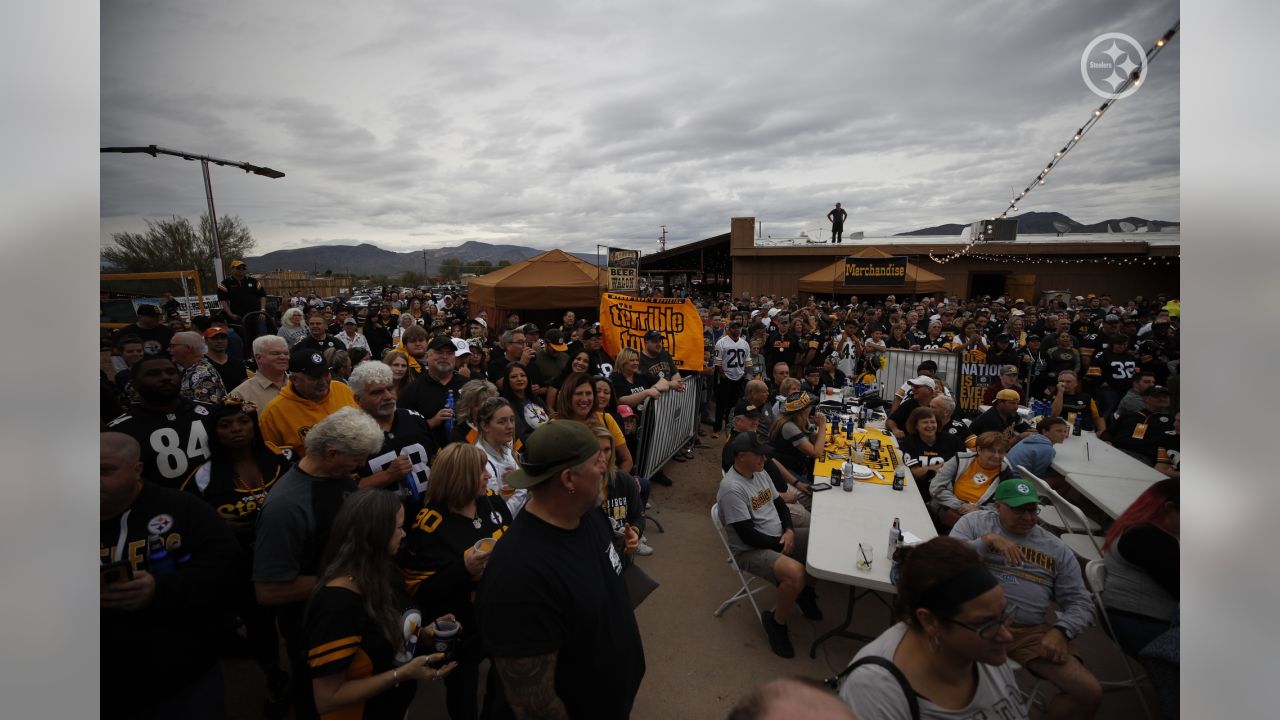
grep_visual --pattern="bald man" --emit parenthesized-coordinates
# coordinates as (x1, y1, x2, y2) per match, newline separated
(728, 677, 857, 720)
(101, 432, 241, 719)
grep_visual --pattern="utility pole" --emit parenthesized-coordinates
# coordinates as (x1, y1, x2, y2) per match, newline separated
(423, 249, 429, 283)
(100, 145, 285, 284)
(658, 225, 668, 253)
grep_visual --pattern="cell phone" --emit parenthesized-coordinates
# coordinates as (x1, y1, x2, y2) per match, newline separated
(100, 560, 134, 587)
(810, 482, 833, 492)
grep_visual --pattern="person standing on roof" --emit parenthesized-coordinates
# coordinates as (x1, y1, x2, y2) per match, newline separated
(827, 203, 848, 244)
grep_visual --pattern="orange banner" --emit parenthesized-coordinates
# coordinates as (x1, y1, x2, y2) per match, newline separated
(599, 292, 705, 372)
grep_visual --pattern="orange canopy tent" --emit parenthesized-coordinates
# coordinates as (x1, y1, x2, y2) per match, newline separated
(466, 249, 605, 323)
(796, 247, 945, 296)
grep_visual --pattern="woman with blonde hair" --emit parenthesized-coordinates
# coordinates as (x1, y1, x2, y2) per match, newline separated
(380, 347, 414, 398)
(451, 379, 499, 445)
(277, 307, 307, 348)
(471, 396, 525, 516)
(400, 444, 512, 720)
(591, 423, 647, 558)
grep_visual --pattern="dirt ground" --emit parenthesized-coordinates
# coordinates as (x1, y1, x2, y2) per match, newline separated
(225, 431, 1159, 718)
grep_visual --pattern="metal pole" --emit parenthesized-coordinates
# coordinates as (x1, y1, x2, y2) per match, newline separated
(201, 159, 225, 284)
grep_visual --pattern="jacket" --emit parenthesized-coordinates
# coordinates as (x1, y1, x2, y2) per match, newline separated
(928, 451, 1016, 511)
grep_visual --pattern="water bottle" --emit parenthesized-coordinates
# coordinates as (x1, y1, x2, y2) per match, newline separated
(890, 533, 906, 586)
(1072, 412, 1082, 436)
(856, 405, 867, 430)
(845, 416, 854, 441)
(146, 534, 175, 575)
(403, 470, 423, 501)
(892, 465, 906, 492)
(443, 390, 456, 436)
(886, 517, 901, 560)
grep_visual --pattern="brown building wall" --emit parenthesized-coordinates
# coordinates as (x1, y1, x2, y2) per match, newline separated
(731, 253, 1178, 301)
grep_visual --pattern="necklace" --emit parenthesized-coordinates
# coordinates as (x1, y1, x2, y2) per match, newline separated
(473, 516, 483, 530)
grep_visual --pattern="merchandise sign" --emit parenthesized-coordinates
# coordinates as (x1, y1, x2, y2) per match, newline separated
(843, 256, 908, 286)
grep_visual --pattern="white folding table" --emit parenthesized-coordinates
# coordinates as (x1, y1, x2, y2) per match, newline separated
(1063, 472, 1158, 519)
(1050, 431, 1167, 481)
(806, 458, 937, 657)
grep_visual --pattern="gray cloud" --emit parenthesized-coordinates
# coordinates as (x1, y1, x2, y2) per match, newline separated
(102, 0, 1179, 255)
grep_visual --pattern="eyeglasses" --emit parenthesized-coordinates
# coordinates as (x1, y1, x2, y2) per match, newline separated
(950, 606, 1016, 641)
(1003, 503, 1042, 516)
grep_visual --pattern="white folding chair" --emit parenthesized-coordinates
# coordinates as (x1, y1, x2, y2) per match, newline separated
(710, 503, 769, 618)
(1085, 559, 1154, 719)
(1017, 465, 1102, 563)
(1037, 503, 1101, 534)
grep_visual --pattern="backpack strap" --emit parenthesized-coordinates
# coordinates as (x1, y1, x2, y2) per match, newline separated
(829, 656, 921, 720)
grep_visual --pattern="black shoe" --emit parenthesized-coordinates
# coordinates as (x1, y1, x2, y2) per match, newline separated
(650, 471, 673, 487)
(761, 610, 795, 658)
(797, 587, 824, 621)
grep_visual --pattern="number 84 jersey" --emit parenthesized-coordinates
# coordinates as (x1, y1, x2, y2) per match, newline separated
(106, 401, 213, 489)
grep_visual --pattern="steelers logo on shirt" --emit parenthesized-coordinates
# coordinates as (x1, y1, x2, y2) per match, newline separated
(147, 514, 175, 535)
(312, 353, 323, 364)
(972, 472, 990, 485)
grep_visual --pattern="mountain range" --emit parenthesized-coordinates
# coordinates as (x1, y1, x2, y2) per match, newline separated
(894, 211, 1179, 236)
(246, 241, 599, 277)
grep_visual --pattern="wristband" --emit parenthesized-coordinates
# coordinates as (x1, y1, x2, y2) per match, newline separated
(393, 667, 400, 687)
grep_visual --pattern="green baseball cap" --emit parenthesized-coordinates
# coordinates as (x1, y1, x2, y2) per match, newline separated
(505, 421, 601, 489)
(992, 478, 1040, 507)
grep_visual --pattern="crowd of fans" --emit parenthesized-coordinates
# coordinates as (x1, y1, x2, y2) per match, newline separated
(100, 260, 1179, 718)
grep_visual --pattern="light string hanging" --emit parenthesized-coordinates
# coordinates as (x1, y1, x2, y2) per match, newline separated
(928, 20, 1180, 265)
(966, 252, 1179, 267)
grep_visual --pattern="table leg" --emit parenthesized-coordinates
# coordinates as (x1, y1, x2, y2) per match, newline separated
(808, 585, 888, 658)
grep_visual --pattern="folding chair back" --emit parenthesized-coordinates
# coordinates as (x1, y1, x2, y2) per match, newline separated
(710, 503, 768, 618)
(1017, 465, 1102, 562)
(1085, 559, 1155, 719)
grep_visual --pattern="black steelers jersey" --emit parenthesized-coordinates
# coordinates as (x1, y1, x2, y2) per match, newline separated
(106, 401, 213, 488)
(359, 408, 437, 504)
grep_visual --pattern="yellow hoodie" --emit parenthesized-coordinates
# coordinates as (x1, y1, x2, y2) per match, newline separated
(258, 380, 357, 457)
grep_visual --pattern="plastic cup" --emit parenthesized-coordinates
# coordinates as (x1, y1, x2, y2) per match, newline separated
(473, 537, 497, 554)
(429, 620, 459, 667)
(857, 543, 874, 571)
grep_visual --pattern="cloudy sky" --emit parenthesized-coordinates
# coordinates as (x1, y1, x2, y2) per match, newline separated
(101, 0, 1179, 256)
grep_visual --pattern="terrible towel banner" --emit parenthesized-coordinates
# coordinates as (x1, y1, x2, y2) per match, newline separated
(607, 247, 640, 292)
(599, 292, 705, 371)
(844, 256, 908, 286)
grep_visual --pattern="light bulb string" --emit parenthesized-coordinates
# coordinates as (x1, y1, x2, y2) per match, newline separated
(928, 20, 1179, 265)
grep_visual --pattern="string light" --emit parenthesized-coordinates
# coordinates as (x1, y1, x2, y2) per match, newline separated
(928, 19, 1179, 266)
(965, 252, 1179, 267)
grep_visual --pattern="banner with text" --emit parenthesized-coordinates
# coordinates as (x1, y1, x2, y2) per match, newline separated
(607, 247, 640, 291)
(955, 348, 1002, 416)
(844, 256, 908, 286)
(599, 292, 704, 371)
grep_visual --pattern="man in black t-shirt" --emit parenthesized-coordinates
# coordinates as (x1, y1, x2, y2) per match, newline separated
(478, 421, 645, 720)
(1111, 386, 1177, 464)
(295, 312, 346, 354)
(116, 304, 174, 356)
(966, 389, 1033, 448)
(218, 259, 269, 336)
(764, 317, 799, 373)
(638, 329, 684, 387)
(399, 335, 469, 447)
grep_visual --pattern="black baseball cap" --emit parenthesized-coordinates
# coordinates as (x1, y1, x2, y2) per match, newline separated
(732, 400, 764, 419)
(136, 304, 160, 317)
(1143, 385, 1171, 397)
(427, 335, 456, 351)
(289, 348, 333, 377)
(643, 330, 664, 342)
(727, 432, 772, 457)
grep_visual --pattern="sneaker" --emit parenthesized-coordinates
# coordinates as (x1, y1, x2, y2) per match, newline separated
(761, 609, 795, 658)
(796, 587, 824, 621)
(635, 537, 655, 556)
(650, 471, 673, 487)
(644, 501, 653, 510)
